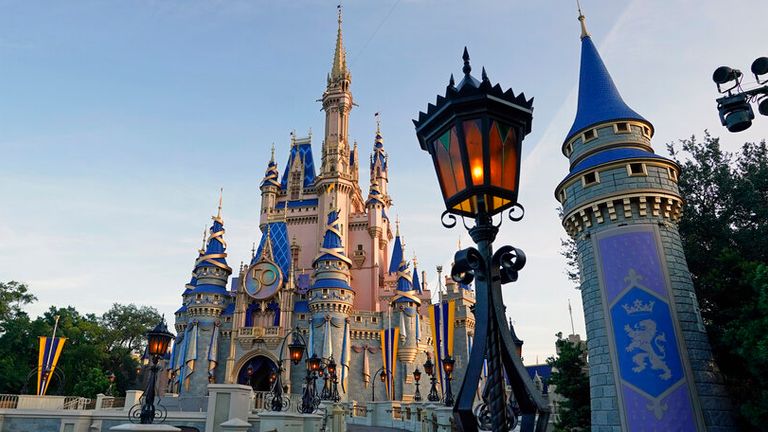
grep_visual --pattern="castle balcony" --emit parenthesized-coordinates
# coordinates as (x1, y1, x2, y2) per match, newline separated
(236, 326, 286, 350)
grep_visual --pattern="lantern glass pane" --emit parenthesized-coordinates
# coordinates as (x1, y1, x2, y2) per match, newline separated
(499, 121, 518, 192)
(432, 127, 465, 200)
(463, 119, 484, 186)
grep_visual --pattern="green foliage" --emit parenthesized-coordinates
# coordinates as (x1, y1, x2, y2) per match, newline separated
(0, 288, 161, 397)
(72, 367, 111, 399)
(667, 132, 768, 429)
(547, 332, 590, 431)
(0, 281, 37, 332)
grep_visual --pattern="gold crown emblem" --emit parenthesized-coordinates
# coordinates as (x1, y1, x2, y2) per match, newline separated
(622, 299, 655, 315)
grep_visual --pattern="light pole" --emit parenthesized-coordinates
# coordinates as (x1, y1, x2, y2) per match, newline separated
(298, 354, 322, 413)
(442, 356, 455, 406)
(133, 318, 174, 424)
(371, 367, 386, 402)
(423, 356, 440, 403)
(413, 48, 550, 431)
(270, 327, 307, 412)
(412, 368, 422, 402)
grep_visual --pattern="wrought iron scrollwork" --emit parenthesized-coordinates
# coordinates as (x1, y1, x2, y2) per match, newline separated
(492, 245, 526, 284)
(128, 400, 167, 424)
(508, 203, 525, 222)
(441, 210, 458, 228)
(451, 247, 484, 285)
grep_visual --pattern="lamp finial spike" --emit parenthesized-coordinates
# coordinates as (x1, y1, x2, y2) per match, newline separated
(462, 47, 471, 75)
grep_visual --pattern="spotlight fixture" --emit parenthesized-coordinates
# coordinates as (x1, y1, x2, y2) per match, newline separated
(712, 56, 768, 132)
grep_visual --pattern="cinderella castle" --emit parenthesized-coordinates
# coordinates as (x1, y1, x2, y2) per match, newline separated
(168, 10, 477, 403)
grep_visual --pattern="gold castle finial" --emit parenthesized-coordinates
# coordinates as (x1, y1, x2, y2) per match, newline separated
(577, 0, 590, 39)
(270, 143, 275, 163)
(375, 112, 381, 134)
(331, 4, 348, 81)
(216, 188, 223, 219)
(395, 215, 400, 236)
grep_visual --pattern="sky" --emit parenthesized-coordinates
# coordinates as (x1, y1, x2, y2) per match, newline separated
(1, 0, 767, 365)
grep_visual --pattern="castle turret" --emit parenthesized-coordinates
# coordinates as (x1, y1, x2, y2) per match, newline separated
(309, 207, 354, 400)
(180, 193, 232, 395)
(554, 11, 734, 431)
(370, 121, 390, 202)
(317, 7, 355, 250)
(260, 145, 280, 224)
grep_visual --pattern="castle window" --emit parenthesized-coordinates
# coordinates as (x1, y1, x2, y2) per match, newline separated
(668, 167, 678, 182)
(196, 294, 202, 300)
(371, 317, 378, 324)
(357, 244, 363, 250)
(323, 289, 329, 295)
(565, 142, 574, 156)
(340, 290, 345, 296)
(355, 316, 362, 323)
(299, 314, 306, 320)
(558, 189, 567, 203)
(614, 122, 630, 133)
(582, 171, 600, 186)
(627, 163, 647, 176)
(641, 125, 652, 139)
(582, 129, 597, 142)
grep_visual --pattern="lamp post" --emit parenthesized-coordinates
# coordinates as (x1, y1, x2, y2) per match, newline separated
(442, 356, 455, 406)
(298, 354, 322, 413)
(270, 327, 307, 412)
(413, 48, 550, 431)
(371, 367, 386, 402)
(135, 318, 174, 424)
(412, 368, 422, 402)
(423, 357, 440, 403)
(246, 365, 254, 388)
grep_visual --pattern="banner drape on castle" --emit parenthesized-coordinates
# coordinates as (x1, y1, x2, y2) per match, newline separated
(207, 323, 219, 377)
(380, 327, 399, 400)
(596, 227, 700, 429)
(428, 300, 455, 390)
(182, 322, 198, 391)
(37, 336, 66, 396)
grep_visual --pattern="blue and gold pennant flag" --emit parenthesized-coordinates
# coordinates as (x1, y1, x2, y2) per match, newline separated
(37, 336, 66, 396)
(380, 327, 400, 400)
(428, 300, 455, 391)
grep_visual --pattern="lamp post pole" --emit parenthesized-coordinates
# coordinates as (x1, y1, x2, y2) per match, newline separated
(412, 368, 423, 402)
(413, 49, 550, 431)
(270, 327, 308, 412)
(134, 318, 174, 425)
(371, 367, 386, 402)
(423, 357, 440, 403)
(299, 354, 321, 414)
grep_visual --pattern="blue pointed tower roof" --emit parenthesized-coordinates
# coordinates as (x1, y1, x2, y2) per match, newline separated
(280, 137, 316, 189)
(392, 259, 420, 305)
(370, 123, 387, 172)
(252, 221, 291, 277)
(261, 146, 281, 189)
(389, 221, 403, 274)
(564, 16, 649, 143)
(412, 256, 422, 294)
(311, 207, 352, 290)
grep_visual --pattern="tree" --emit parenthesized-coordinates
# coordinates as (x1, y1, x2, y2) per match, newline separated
(72, 367, 110, 399)
(667, 132, 768, 429)
(0, 281, 36, 332)
(547, 332, 590, 431)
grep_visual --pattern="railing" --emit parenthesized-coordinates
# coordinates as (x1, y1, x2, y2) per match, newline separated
(351, 403, 367, 417)
(237, 327, 284, 338)
(0, 394, 19, 409)
(252, 391, 301, 412)
(100, 396, 125, 409)
(63, 396, 92, 410)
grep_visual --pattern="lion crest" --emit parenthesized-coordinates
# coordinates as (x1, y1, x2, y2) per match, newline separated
(624, 319, 672, 380)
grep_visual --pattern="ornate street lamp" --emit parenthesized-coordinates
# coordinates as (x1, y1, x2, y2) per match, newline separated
(371, 367, 386, 402)
(298, 354, 323, 414)
(413, 48, 550, 431)
(131, 318, 174, 424)
(270, 327, 307, 412)
(442, 356, 455, 406)
(412, 368, 422, 402)
(423, 356, 440, 403)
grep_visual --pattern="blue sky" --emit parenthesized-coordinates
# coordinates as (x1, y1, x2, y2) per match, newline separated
(2, 0, 767, 363)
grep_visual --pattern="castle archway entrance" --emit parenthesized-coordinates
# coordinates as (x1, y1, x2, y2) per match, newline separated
(237, 355, 277, 392)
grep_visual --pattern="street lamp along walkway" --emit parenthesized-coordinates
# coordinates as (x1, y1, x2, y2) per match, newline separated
(413, 48, 550, 432)
(129, 317, 174, 424)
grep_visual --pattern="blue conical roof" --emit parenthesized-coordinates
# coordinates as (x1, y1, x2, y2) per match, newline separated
(389, 234, 403, 274)
(565, 35, 648, 143)
(393, 259, 420, 305)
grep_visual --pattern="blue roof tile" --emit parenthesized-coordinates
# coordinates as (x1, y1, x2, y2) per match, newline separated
(252, 222, 291, 278)
(280, 143, 316, 189)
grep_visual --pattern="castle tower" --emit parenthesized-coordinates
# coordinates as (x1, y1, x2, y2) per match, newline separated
(554, 11, 734, 431)
(317, 6, 356, 248)
(309, 206, 355, 401)
(370, 120, 390, 202)
(260, 145, 280, 224)
(390, 256, 420, 400)
(179, 194, 232, 396)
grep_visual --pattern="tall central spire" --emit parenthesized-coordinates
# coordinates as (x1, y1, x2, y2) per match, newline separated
(331, 5, 349, 82)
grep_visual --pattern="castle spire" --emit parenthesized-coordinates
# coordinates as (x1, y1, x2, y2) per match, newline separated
(564, 10, 649, 143)
(330, 4, 348, 82)
(216, 188, 223, 220)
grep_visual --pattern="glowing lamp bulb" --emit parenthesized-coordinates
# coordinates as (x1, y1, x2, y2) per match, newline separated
(471, 164, 483, 183)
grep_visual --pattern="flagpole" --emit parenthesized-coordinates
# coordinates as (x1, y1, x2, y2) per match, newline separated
(40, 315, 60, 395)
